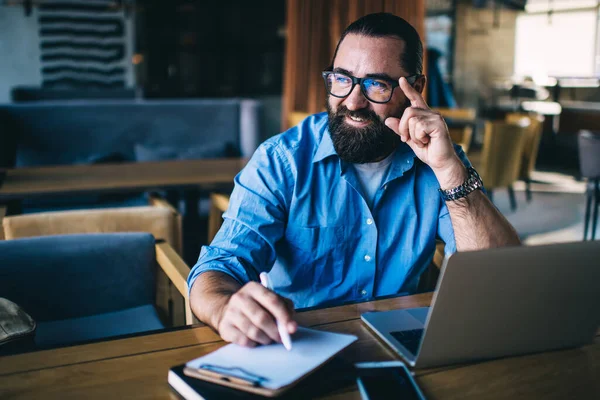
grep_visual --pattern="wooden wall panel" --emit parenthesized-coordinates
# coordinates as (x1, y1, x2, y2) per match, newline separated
(282, 0, 426, 130)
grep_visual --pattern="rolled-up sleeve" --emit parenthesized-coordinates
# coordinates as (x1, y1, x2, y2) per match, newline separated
(187, 141, 293, 293)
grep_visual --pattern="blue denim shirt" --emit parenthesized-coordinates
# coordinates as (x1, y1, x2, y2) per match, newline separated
(188, 112, 470, 309)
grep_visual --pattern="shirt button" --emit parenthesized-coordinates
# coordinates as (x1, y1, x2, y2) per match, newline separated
(361, 289, 368, 296)
(366, 218, 373, 225)
(364, 255, 371, 262)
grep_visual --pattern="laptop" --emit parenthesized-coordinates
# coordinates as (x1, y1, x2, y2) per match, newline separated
(361, 241, 600, 368)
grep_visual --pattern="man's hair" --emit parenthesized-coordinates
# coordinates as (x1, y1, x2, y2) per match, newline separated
(331, 12, 423, 75)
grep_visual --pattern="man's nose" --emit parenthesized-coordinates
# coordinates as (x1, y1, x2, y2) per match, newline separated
(344, 83, 369, 111)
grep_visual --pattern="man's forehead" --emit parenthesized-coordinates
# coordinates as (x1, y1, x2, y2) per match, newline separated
(333, 34, 407, 76)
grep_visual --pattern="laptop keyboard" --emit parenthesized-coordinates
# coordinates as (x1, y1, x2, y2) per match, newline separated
(390, 329, 424, 355)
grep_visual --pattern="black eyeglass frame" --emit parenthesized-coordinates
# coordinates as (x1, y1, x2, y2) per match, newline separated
(321, 71, 419, 104)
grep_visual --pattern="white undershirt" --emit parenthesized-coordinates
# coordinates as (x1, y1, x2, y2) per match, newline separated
(352, 152, 394, 209)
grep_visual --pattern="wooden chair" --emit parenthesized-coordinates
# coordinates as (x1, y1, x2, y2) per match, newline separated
(208, 192, 231, 243)
(433, 108, 477, 154)
(1, 201, 191, 327)
(449, 125, 474, 154)
(0, 205, 5, 240)
(433, 107, 477, 120)
(506, 112, 545, 202)
(288, 111, 312, 129)
(476, 121, 529, 211)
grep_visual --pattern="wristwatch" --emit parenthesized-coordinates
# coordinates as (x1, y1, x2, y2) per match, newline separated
(439, 167, 483, 201)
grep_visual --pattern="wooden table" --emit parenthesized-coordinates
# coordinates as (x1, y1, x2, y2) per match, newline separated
(0, 158, 247, 201)
(1, 293, 597, 399)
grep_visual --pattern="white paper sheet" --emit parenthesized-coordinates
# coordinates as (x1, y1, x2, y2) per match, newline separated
(186, 327, 357, 390)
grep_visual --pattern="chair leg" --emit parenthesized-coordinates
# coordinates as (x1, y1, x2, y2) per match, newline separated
(592, 180, 599, 241)
(508, 185, 517, 211)
(525, 178, 532, 202)
(583, 185, 592, 241)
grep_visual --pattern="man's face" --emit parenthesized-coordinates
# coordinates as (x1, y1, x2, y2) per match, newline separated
(327, 34, 421, 164)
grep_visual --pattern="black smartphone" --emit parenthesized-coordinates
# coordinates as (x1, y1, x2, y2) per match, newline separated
(355, 361, 426, 400)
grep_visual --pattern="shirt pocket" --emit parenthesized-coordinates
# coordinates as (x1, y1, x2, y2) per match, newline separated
(284, 224, 351, 286)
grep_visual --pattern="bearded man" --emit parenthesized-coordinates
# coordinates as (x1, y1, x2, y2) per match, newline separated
(188, 13, 520, 347)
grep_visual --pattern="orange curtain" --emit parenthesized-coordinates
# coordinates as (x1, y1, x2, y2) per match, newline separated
(282, 0, 426, 130)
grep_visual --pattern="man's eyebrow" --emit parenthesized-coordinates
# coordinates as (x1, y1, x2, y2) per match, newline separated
(331, 68, 396, 82)
(364, 72, 396, 81)
(332, 67, 352, 75)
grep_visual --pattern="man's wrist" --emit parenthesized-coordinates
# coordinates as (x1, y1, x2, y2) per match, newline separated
(438, 166, 483, 202)
(433, 158, 468, 190)
(212, 300, 228, 332)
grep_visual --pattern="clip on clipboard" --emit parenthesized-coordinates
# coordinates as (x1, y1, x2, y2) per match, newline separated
(184, 364, 268, 388)
(182, 327, 357, 397)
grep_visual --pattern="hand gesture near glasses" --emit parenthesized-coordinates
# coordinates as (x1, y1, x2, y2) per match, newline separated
(384, 77, 467, 189)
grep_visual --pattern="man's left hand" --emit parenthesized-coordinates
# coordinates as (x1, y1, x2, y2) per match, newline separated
(384, 77, 467, 189)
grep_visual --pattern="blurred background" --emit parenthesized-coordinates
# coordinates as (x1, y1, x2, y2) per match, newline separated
(1, 0, 599, 334)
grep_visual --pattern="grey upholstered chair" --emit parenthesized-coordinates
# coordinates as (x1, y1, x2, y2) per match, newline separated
(0, 232, 189, 350)
(578, 131, 600, 240)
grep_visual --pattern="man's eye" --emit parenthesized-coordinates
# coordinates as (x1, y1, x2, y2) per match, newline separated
(334, 75, 351, 84)
(367, 80, 390, 90)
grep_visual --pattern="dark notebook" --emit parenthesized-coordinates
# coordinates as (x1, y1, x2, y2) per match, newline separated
(168, 358, 357, 400)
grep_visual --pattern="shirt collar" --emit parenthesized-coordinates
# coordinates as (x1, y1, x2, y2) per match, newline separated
(312, 127, 337, 163)
(384, 143, 417, 185)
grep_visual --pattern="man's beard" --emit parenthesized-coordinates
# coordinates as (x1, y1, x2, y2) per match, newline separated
(326, 102, 406, 164)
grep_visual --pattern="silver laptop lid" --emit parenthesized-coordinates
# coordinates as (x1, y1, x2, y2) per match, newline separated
(416, 240, 600, 368)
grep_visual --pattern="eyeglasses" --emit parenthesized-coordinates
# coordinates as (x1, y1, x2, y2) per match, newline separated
(322, 71, 418, 104)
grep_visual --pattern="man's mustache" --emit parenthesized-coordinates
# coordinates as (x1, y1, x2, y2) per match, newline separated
(334, 106, 379, 123)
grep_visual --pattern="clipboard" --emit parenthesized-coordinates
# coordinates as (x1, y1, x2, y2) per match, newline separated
(182, 327, 357, 397)
(183, 364, 283, 397)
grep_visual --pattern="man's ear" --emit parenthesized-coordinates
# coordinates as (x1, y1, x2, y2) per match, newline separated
(414, 75, 427, 95)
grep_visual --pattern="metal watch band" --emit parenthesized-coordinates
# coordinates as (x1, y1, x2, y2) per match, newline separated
(439, 167, 483, 201)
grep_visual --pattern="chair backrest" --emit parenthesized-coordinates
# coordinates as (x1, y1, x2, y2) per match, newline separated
(2, 205, 182, 254)
(208, 193, 231, 243)
(479, 121, 528, 188)
(578, 131, 600, 179)
(448, 125, 473, 154)
(288, 111, 312, 128)
(434, 108, 476, 153)
(506, 112, 544, 179)
(0, 205, 5, 241)
(433, 107, 476, 120)
(0, 233, 156, 322)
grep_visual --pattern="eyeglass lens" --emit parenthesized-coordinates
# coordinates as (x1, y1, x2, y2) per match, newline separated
(325, 72, 394, 103)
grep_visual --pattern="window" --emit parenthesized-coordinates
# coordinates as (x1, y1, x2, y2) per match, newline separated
(514, 1, 599, 78)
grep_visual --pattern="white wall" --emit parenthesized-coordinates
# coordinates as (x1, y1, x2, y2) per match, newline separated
(453, 3, 519, 108)
(0, 7, 42, 103)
